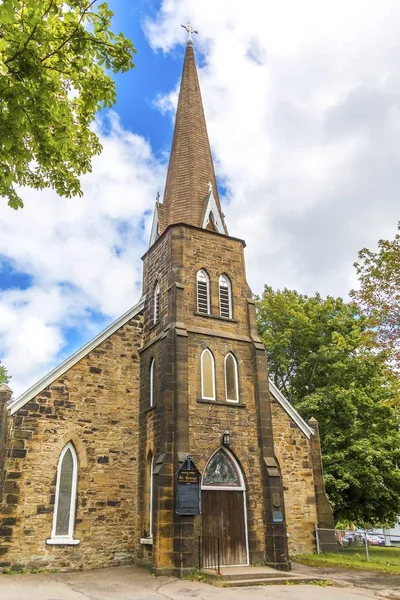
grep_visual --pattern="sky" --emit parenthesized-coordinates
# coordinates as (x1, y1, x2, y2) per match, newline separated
(1, 0, 400, 397)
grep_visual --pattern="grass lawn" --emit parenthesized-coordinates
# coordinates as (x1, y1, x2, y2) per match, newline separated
(294, 547, 400, 575)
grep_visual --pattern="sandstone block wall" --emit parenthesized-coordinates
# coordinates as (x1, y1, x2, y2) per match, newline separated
(187, 334, 268, 562)
(271, 398, 317, 555)
(0, 313, 143, 571)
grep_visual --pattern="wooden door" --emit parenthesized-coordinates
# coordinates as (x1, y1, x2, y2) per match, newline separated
(202, 490, 247, 565)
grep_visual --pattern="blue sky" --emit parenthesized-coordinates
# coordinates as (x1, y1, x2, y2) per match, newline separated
(1, 0, 400, 396)
(110, 0, 181, 154)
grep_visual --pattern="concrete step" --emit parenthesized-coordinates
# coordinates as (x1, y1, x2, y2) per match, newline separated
(202, 566, 285, 581)
(221, 575, 328, 587)
(214, 571, 289, 581)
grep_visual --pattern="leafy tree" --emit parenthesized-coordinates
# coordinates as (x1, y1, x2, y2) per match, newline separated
(257, 286, 400, 526)
(0, 0, 135, 208)
(351, 224, 400, 373)
(0, 361, 10, 385)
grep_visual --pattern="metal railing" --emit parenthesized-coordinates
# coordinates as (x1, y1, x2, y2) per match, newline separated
(316, 527, 400, 565)
(198, 536, 221, 574)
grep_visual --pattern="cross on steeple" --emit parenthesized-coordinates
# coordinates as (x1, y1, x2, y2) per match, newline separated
(181, 21, 198, 44)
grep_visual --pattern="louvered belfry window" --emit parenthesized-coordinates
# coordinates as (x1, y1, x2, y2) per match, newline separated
(219, 274, 232, 318)
(197, 270, 210, 314)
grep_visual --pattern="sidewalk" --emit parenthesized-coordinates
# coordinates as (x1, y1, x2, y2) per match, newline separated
(0, 564, 381, 600)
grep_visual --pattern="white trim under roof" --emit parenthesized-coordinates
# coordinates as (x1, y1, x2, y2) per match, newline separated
(268, 379, 314, 439)
(9, 296, 145, 415)
(149, 202, 159, 247)
(202, 188, 225, 234)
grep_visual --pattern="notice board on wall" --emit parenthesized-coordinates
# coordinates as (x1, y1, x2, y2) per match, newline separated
(175, 456, 201, 515)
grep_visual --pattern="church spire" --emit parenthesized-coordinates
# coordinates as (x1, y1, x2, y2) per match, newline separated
(157, 28, 227, 237)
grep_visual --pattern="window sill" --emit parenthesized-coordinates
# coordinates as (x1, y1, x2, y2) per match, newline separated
(140, 537, 153, 546)
(194, 312, 237, 323)
(149, 321, 160, 331)
(46, 537, 80, 546)
(197, 398, 246, 408)
(145, 405, 156, 414)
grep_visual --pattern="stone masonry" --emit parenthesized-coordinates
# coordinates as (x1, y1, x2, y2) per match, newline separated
(271, 399, 317, 555)
(0, 314, 143, 571)
(0, 36, 333, 574)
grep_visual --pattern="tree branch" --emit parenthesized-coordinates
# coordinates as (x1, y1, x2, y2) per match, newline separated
(5, 22, 39, 64)
(40, 0, 98, 63)
(5, 0, 54, 65)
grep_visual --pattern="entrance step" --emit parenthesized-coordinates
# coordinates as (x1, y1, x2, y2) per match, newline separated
(220, 575, 327, 587)
(202, 566, 329, 587)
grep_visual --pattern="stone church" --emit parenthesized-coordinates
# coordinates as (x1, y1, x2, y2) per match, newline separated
(0, 35, 333, 574)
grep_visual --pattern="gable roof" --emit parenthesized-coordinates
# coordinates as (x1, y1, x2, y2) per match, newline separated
(268, 380, 314, 439)
(9, 296, 145, 415)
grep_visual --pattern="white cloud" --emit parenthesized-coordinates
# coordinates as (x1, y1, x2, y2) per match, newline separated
(3, 0, 400, 396)
(145, 0, 400, 296)
(0, 113, 165, 396)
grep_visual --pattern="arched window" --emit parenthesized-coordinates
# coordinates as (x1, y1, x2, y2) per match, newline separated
(50, 443, 78, 543)
(201, 349, 215, 400)
(225, 353, 239, 403)
(197, 269, 210, 314)
(219, 274, 232, 318)
(148, 454, 154, 538)
(149, 358, 155, 407)
(153, 282, 160, 324)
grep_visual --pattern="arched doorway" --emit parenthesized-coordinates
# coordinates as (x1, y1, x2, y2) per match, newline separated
(201, 448, 249, 566)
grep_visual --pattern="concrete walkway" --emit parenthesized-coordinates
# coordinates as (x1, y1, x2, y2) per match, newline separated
(0, 564, 384, 600)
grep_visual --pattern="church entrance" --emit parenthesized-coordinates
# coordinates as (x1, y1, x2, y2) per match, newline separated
(201, 448, 249, 566)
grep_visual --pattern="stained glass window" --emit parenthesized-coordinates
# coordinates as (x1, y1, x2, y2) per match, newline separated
(54, 445, 77, 537)
(203, 450, 240, 487)
(201, 349, 215, 399)
(225, 353, 239, 402)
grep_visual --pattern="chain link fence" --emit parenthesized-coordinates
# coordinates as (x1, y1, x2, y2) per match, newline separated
(316, 528, 400, 567)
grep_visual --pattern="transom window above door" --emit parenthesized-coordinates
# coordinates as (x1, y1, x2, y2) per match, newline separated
(202, 449, 243, 488)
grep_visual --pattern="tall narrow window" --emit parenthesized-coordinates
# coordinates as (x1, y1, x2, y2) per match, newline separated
(148, 454, 154, 538)
(201, 349, 216, 400)
(49, 443, 78, 543)
(225, 353, 239, 403)
(219, 274, 232, 318)
(154, 282, 160, 324)
(197, 270, 210, 314)
(149, 358, 155, 407)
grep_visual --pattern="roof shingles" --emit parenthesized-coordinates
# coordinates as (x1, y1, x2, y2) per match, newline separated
(160, 42, 226, 234)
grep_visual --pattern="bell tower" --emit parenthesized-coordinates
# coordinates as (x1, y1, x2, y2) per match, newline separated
(139, 28, 290, 575)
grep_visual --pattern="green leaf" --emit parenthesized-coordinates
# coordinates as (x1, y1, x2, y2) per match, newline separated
(0, 0, 136, 208)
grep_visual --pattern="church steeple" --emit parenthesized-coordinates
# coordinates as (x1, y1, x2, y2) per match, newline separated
(156, 32, 227, 239)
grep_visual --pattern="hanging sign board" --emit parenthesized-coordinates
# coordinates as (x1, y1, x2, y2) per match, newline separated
(175, 456, 201, 515)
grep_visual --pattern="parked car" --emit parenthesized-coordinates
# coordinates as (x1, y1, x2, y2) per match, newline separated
(366, 534, 385, 546)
